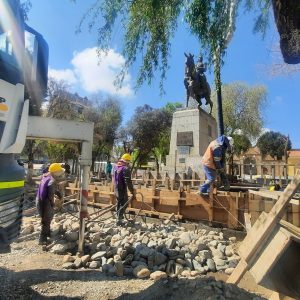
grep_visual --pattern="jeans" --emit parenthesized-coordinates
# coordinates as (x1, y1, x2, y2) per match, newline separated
(200, 166, 216, 193)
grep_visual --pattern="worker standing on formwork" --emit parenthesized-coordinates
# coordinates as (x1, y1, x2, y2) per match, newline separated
(200, 135, 234, 194)
(114, 154, 136, 226)
(36, 163, 65, 245)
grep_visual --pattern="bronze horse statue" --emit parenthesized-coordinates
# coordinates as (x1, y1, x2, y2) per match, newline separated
(184, 53, 213, 114)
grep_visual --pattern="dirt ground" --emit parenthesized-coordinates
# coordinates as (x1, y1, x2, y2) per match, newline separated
(0, 218, 273, 300)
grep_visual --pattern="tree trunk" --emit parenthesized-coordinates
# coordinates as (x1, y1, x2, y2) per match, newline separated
(214, 53, 224, 136)
(27, 140, 35, 162)
(131, 152, 140, 172)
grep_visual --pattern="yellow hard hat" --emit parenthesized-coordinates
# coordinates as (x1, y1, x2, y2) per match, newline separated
(121, 153, 132, 162)
(49, 163, 64, 173)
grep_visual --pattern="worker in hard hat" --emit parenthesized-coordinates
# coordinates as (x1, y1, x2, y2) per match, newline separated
(114, 153, 136, 226)
(199, 135, 234, 194)
(36, 163, 65, 244)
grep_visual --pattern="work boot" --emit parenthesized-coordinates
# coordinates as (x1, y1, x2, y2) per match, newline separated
(116, 219, 125, 227)
(38, 234, 48, 245)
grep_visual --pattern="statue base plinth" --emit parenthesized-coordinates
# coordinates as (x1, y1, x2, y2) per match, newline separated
(164, 108, 217, 177)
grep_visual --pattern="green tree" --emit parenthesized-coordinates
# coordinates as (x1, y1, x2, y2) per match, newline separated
(127, 104, 172, 170)
(22, 140, 47, 162)
(232, 134, 251, 156)
(257, 131, 291, 160)
(153, 102, 183, 168)
(77, 0, 242, 134)
(84, 97, 122, 171)
(45, 142, 78, 163)
(47, 78, 80, 120)
(213, 82, 267, 140)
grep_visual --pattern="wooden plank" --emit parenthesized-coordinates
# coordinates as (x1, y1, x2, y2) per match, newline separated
(279, 219, 300, 237)
(239, 172, 300, 261)
(250, 226, 290, 284)
(226, 259, 249, 284)
(249, 189, 299, 203)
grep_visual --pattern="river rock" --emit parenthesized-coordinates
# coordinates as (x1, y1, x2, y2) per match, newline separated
(175, 263, 184, 275)
(179, 232, 191, 245)
(150, 271, 167, 281)
(225, 246, 233, 257)
(206, 259, 216, 272)
(81, 255, 91, 266)
(115, 261, 124, 276)
(108, 266, 117, 276)
(52, 243, 68, 254)
(124, 266, 134, 276)
(131, 261, 148, 268)
(165, 238, 177, 249)
(133, 265, 150, 279)
(228, 258, 239, 268)
(65, 231, 79, 242)
(214, 258, 226, 267)
(154, 252, 167, 266)
(89, 261, 101, 269)
(74, 258, 82, 269)
(91, 251, 106, 261)
(62, 262, 75, 269)
(62, 255, 75, 263)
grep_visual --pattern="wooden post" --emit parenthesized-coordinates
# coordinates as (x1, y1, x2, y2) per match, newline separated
(192, 171, 195, 188)
(165, 177, 170, 190)
(187, 184, 191, 193)
(208, 183, 214, 226)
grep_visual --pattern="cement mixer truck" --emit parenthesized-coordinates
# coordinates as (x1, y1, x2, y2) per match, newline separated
(0, 0, 49, 251)
(0, 0, 93, 252)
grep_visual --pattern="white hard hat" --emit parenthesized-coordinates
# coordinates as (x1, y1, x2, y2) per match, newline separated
(227, 136, 234, 147)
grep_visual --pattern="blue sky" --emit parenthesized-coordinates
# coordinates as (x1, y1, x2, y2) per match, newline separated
(27, 0, 300, 148)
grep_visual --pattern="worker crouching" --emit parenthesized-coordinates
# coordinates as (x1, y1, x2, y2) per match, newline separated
(114, 153, 136, 226)
(36, 163, 64, 245)
(200, 135, 233, 194)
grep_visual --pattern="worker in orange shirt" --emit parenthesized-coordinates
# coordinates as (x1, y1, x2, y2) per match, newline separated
(200, 135, 234, 194)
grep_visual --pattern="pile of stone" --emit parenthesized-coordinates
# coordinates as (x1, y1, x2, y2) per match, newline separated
(32, 214, 242, 279)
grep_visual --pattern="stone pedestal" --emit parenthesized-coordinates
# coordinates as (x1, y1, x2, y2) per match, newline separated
(165, 108, 217, 176)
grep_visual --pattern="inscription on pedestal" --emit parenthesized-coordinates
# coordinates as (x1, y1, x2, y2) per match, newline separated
(177, 131, 193, 146)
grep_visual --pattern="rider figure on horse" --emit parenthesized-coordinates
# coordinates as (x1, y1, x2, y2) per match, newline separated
(184, 52, 213, 114)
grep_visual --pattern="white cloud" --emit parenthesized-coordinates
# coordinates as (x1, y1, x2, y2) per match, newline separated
(48, 68, 78, 85)
(48, 47, 133, 97)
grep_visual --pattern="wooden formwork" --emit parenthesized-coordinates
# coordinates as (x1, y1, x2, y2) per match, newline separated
(248, 189, 300, 227)
(228, 170, 300, 299)
(65, 182, 247, 229)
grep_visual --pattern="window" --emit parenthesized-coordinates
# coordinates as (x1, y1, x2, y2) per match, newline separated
(0, 30, 13, 55)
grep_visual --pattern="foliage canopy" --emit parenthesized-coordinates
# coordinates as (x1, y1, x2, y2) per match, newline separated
(257, 131, 291, 160)
(212, 81, 267, 140)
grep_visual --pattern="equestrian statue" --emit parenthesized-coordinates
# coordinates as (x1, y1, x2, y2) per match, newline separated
(184, 53, 213, 114)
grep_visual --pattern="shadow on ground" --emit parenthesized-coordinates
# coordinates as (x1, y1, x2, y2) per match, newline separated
(117, 275, 266, 300)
